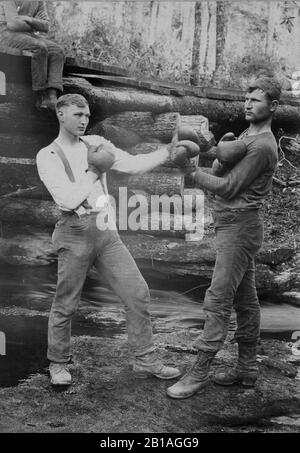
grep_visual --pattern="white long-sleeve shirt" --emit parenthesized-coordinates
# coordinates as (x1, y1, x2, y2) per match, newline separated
(36, 135, 168, 214)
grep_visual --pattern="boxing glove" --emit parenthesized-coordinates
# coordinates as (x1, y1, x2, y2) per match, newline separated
(216, 139, 247, 166)
(219, 132, 236, 142)
(166, 140, 200, 172)
(87, 142, 115, 174)
(177, 125, 199, 145)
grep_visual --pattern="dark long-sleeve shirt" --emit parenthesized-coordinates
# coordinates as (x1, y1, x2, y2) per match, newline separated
(194, 131, 278, 211)
(0, 1, 49, 33)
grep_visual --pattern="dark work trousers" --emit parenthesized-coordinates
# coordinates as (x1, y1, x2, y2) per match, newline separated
(193, 209, 264, 353)
(0, 30, 64, 91)
(48, 213, 155, 363)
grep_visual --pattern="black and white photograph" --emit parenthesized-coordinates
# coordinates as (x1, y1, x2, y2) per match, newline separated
(0, 0, 299, 437)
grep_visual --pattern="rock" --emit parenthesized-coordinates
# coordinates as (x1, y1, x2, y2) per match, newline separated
(257, 356, 298, 378)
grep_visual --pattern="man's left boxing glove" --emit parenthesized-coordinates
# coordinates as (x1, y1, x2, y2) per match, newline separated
(87, 143, 115, 174)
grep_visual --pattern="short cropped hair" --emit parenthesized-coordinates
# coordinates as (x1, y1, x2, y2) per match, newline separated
(247, 77, 281, 102)
(56, 93, 89, 111)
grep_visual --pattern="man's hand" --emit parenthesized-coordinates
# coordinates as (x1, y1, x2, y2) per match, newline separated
(82, 199, 93, 209)
(18, 15, 33, 26)
(211, 158, 227, 176)
(87, 143, 115, 174)
(166, 140, 200, 172)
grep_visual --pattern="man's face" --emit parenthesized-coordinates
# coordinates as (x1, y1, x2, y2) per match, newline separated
(244, 89, 275, 123)
(58, 104, 90, 136)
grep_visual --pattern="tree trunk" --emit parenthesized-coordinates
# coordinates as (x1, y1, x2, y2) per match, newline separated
(0, 157, 185, 198)
(191, 2, 202, 86)
(0, 228, 297, 294)
(0, 133, 55, 158)
(148, 1, 160, 45)
(180, 115, 216, 151)
(0, 157, 41, 195)
(89, 123, 145, 150)
(98, 112, 180, 143)
(62, 78, 300, 137)
(108, 171, 184, 197)
(278, 135, 300, 167)
(0, 197, 60, 226)
(0, 103, 58, 135)
(215, 0, 228, 71)
(6, 77, 300, 137)
(95, 112, 215, 151)
(203, 0, 213, 76)
(0, 196, 212, 241)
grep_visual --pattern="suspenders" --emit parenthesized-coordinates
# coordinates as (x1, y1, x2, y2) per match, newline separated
(51, 141, 76, 182)
(51, 139, 109, 206)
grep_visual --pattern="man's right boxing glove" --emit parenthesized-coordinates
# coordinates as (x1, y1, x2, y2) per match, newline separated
(166, 140, 200, 172)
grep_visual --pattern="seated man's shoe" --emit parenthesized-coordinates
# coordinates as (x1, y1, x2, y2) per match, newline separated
(36, 89, 57, 111)
(133, 351, 181, 380)
(213, 368, 257, 388)
(166, 351, 215, 399)
(49, 362, 72, 386)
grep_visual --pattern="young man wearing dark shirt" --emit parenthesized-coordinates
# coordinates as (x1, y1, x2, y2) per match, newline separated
(167, 77, 281, 399)
(0, 1, 64, 110)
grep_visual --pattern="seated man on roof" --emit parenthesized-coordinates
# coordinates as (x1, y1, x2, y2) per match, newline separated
(0, 1, 64, 110)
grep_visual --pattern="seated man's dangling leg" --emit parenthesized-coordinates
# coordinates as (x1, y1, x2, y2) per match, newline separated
(0, 30, 48, 106)
(37, 37, 65, 110)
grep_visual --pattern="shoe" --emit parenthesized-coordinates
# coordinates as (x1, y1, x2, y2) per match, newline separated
(36, 89, 57, 111)
(213, 342, 258, 388)
(166, 351, 215, 399)
(133, 351, 181, 380)
(49, 362, 72, 386)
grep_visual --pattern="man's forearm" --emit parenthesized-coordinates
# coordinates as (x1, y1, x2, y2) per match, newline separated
(193, 168, 227, 196)
(112, 148, 169, 174)
(193, 147, 267, 200)
(6, 18, 32, 32)
(30, 17, 49, 33)
(47, 179, 96, 211)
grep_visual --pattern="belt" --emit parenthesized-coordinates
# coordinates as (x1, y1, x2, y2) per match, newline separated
(59, 210, 101, 218)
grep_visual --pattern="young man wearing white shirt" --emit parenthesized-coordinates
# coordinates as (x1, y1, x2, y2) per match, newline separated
(37, 93, 197, 386)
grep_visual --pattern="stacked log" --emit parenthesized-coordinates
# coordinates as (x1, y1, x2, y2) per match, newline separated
(3, 74, 300, 143)
(0, 225, 297, 294)
(61, 78, 300, 137)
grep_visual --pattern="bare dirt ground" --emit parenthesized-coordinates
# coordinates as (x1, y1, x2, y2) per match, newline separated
(0, 327, 299, 433)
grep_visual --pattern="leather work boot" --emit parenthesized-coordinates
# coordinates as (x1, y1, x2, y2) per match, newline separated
(49, 362, 72, 386)
(166, 351, 215, 399)
(213, 342, 258, 388)
(133, 351, 181, 380)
